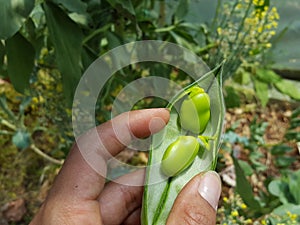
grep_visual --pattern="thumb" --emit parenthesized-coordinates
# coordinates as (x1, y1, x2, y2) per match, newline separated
(167, 171, 221, 225)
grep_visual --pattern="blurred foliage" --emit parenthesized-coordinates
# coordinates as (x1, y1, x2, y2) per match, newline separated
(0, 0, 300, 223)
(218, 105, 300, 224)
(1, 0, 298, 108)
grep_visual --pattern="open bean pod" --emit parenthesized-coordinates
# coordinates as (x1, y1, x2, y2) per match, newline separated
(142, 63, 225, 225)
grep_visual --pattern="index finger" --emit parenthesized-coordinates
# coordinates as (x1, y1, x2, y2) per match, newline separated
(47, 108, 169, 202)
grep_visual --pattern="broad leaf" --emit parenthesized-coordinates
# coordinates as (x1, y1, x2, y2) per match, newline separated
(142, 63, 225, 225)
(256, 69, 281, 84)
(273, 203, 300, 216)
(233, 157, 261, 211)
(43, 2, 83, 104)
(6, 32, 35, 93)
(0, 0, 34, 39)
(274, 79, 300, 100)
(287, 170, 300, 205)
(254, 78, 269, 107)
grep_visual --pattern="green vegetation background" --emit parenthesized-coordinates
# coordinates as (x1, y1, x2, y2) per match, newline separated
(0, 0, 299, 224)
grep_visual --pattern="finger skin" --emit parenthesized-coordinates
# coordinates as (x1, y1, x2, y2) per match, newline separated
(167, 173, 217, 225)
(30, 109, 169, 225)
(99, 170, 145, 225)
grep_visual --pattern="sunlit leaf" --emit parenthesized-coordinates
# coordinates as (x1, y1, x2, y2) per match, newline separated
(274, 79, 300, 100)
(254, 78, 269, 107)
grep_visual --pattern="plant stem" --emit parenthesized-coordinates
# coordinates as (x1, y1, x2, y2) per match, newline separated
(30, 144, 64, 165)
(0, 117, 64, 165)
(0, 117, 17, 130)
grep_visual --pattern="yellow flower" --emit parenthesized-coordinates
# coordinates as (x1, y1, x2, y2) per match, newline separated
(261, 219, 267, 225)
(231, 210, 239, 217)
(217, 27, 223, 35)
(56, 83, 63, 92)
(287, 211, 298, 221)
(259, 0, 265, 6)
(39, 95, 45, 104)
(40, 48, 49, 56)
(223, 197, 229, 203)
(265, 43, 272, 48)
(269, 31, 276, 36)
(236, 3, 242, 9)
(271, 21, 278, 28)
(240, 203, 247, 209)
(257, 26, 263, 33)
(265, 24, 272, 30)
(272, 7, 278, 13)
(32, 97, 39, 104)
(245, 219, 252, 224)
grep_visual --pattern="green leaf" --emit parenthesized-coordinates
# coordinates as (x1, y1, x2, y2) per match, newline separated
(106, 0, 136, 16)
(224, 86, 240, 108)
(175, 0, 189, 21)
(5, 32, 35, 93)
(255, 69, 281, 84)
(273, 203, 300, 216)
(287, 170, 300, 204)
(268, 179, 291, 205)
(142, 63, 225, 225)
(0, 0, 34, 39)
(254, 78, 269, 107)
(289, 117, 300, 130)
(274, 79, 300, 100)
(51, 0, 87, 14)
(0, 41, 6, 77)
(0, 41, 4, 64)
(12, 130, 31, 150)
(271, 144, 293, 155)
(233, 157, 261, 211)
(43, 2, 83, 104)
(238, 160, 254, 176)
(291, 107, 300, 119)
(0, 95, 16, 121)
(275, 156, 296, 168)
(285, 131, 300, 142)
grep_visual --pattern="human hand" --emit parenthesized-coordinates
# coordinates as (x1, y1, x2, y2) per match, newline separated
(30, 108, 221, 225)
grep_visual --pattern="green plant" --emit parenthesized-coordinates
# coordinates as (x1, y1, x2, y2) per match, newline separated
(285, 107, 300, 142)
(218, 194, 254, 225)
(142, 63, 225, 224)
(0, 0, 284, 106)
(0, 94, 63, 165)
(218, 104, 300, 222)
(268, 169, 300, 216)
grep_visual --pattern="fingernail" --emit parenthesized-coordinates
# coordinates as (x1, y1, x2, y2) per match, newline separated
(198, 171, 221, 210)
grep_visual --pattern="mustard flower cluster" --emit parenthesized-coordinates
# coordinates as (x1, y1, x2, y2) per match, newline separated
(214, 0, 279, 66)
(261, 211, 299, 225)
(218, 195, 253, 225)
